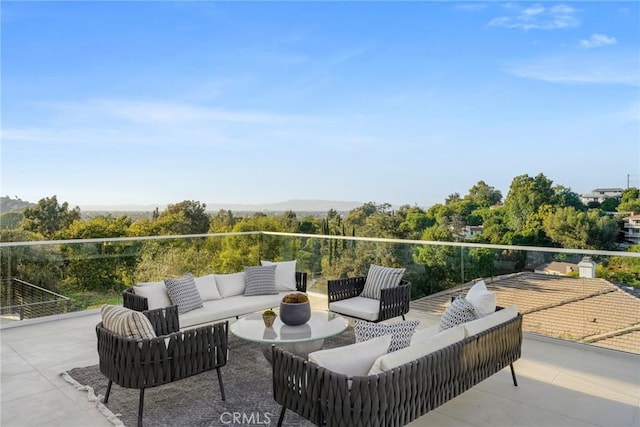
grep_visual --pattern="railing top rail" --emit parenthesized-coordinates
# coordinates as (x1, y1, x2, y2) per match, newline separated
(1, 230, 637, 258)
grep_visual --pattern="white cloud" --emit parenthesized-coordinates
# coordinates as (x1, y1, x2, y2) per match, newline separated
(580, 33, 617, 48)
(505, 53, 639, 86)
(489, 3, 579, 30)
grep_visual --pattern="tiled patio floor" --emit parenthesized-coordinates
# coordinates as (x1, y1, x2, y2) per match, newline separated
(1, 294, 638, 426)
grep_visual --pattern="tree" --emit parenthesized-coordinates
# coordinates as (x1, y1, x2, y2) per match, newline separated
(465, 181, 502, 209)
(503, 173, 554, 232)
(618, 188, 640, 213)
(157, 200, 210, 234)
(21, 196, 81, 238)
(552, 185, 585, 211)
(599, 197, 620, 212)
(543, 207, 618, 249)
(59, 215, 136, 292)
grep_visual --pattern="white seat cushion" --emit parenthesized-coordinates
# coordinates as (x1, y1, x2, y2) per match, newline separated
(368, 325, 465, 375)
(309, 335, 392, 378)
(179, 292, 289, 328)
(329, 296, 380, 322)
(463, 305, 519, 338)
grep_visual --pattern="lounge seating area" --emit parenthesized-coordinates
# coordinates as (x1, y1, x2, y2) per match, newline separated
(1, 289, 638, 427)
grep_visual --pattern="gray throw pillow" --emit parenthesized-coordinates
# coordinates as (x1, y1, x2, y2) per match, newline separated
(164, 273, 203, 314)
(354, 319, 420, 352)
(244, 265, 278, 296)
(439, 295, 477, 331)
(360, 264, 406, 300)
(101, 305, 156, 340)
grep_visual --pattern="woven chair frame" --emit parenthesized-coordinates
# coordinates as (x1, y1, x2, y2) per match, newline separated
(96, 306, 228, 426)
(327, 277, 411, 322)
(123, 271, 307, 312)
(273, 313, 522, 427)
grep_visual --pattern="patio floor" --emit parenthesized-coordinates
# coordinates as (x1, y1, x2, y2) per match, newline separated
(1, 293, 638, 427)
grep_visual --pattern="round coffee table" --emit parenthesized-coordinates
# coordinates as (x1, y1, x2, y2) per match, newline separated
(230, 310, 348, 360)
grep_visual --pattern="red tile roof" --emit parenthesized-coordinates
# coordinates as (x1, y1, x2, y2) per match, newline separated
(411, 272, 640, 354)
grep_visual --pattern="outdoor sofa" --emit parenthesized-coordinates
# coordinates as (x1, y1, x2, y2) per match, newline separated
(272, 303, 522, 426)
(123, 260, 307, 329)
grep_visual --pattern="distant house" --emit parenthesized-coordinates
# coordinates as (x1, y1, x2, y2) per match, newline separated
(534, 261, 578, 276)
(623, 214, 640, 245)
(463, 225, 483, 239)
(579, 188, 624, 205)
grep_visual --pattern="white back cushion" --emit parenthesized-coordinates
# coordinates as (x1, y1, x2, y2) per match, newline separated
(194, 274, 222, 301)
(465, 280, 497, 317)
(368, 325, 465, 375)
(214, 272, 246, 297)
(309, 335, 391, 378)
(410, 324, 440, 345)
(133, 281, 172, 310)
(463, 305, 518, 337)
(261, 259, 297, 291)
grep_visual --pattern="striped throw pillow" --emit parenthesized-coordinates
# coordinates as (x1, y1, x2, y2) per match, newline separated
(101, 305, 156, 340)
(360, 265, 405, 300)
(244, 265, 278, 296)
(164, 273, 203, 314)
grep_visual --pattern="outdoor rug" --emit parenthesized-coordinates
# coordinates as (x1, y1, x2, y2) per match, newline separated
(62, 328, 355, 427)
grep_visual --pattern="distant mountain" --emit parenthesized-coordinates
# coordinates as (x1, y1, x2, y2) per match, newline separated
(0, 196, 35, 213)
(205, 200, 363, 213)
(79, 200, 363, 213)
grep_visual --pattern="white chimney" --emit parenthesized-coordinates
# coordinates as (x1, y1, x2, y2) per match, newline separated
(578, 257, 596, 278)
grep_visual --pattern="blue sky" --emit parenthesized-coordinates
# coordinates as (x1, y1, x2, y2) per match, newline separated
(2, 1, 639, 209)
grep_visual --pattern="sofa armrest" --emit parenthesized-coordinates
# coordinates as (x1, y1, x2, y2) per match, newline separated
(378, 280, 411, 322)
(327, 276, 366, 303)
(295, 271, 307, 293)
(123, 287, 148, 311)
(144, 305, 180, 335)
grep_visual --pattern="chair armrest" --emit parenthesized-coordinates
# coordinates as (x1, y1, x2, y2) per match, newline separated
(272, 346, 325, 425)
(144, 305, 180, 335)
(378, 280, 412, 322)
(123, 288, 148, 311)
(295, 271, 307, 293)
(166, 321, 229, 379)
(327, 277, 366, 303)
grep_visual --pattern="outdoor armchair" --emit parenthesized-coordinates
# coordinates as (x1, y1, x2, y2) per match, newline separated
(96, 305, 228, 427)
(328, 276, 411, 322)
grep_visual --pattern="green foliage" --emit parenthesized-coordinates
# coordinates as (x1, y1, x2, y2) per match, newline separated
(599, 197, 620, 212)
(618, 188, 640, 212)
(21, 196, 81, 238)
(543, 207, 618, 250)
(503, 173, 554, 233)
(0, 212, 24, 230)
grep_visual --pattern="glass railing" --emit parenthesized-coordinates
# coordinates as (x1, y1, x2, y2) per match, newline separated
(1, 231, 639, 354)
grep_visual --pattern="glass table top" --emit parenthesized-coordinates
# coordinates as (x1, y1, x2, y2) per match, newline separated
(230, 310, 348, 344)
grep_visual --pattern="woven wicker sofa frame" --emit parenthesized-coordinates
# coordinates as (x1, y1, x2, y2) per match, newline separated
(96, 305, 228, 427)
(272, 312, 522, 426)
(123, 271, 308, 312)
(328, 277, 412, 322)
